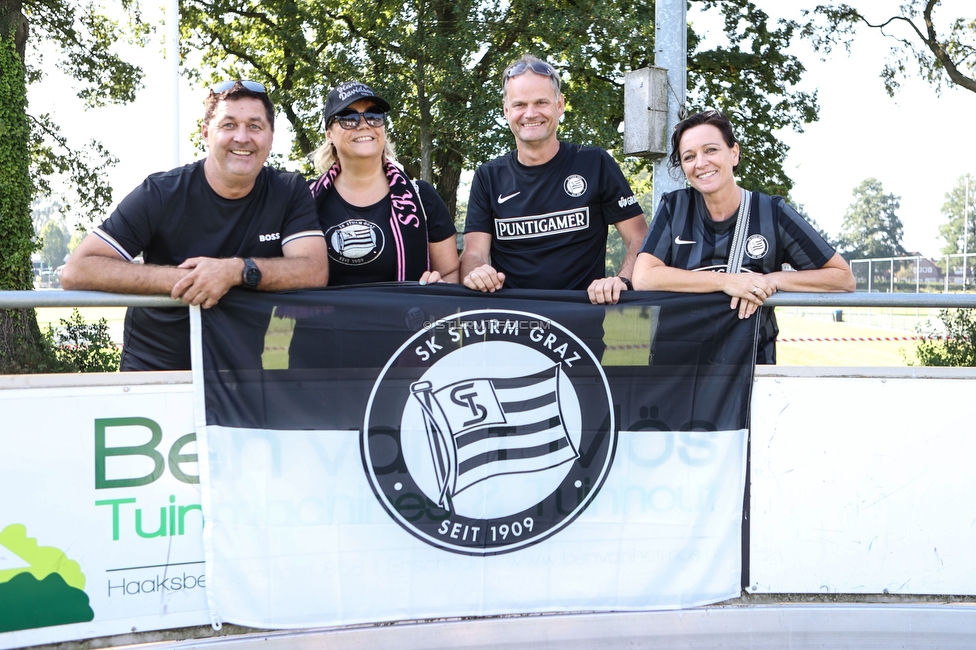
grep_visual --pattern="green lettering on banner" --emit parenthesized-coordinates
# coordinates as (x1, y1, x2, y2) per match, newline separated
(95, 498, 137, 540)
(95, 496, 204, 541)
(95, 417, 164, 489)
(168, 433, 199, 484)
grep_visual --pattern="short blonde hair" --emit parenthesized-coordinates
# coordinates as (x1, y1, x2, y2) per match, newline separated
(312, 127, 398, 173)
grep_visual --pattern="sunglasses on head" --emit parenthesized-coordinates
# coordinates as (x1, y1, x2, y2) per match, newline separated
(330, 108, 387, 130)
(504, 60, 557, 79)
(209, 80, 266, 94)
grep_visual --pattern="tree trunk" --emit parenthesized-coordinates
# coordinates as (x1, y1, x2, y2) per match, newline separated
(416, 0, 433, 183)
(435, 147, 463, 220)
(0, 2, 57, 374)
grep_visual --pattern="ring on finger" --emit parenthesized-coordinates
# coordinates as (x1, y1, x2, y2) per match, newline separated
(752, 287, 762, 295)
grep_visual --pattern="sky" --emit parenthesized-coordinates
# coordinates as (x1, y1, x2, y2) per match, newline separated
(27, 0, 973, 259)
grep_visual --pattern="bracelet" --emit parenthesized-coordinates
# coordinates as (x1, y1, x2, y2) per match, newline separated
(617, 276, 633, 290)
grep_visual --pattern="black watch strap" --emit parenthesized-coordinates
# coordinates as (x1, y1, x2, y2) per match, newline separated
(617, 276, 633, 290)
(241, 258, 262, 289)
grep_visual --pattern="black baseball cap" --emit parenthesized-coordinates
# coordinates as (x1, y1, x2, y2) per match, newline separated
(324, 81, 392, 123)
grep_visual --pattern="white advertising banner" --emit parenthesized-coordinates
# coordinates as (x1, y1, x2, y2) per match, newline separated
(750, 374, 976, 595)
(0, 379, 211, 649)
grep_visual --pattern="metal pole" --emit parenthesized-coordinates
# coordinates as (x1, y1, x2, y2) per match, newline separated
(166, 0, 180, 167)
(652, 0, 687, 213)
(965, 175, 970, 290)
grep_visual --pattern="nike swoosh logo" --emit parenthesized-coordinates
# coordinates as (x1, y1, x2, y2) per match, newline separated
(498, 192, 521, 204)
(674, 236, 697, 245)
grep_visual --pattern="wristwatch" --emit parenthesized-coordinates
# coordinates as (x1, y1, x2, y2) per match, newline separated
(617, 276, 633, 290)
(241, 258, 262, 289)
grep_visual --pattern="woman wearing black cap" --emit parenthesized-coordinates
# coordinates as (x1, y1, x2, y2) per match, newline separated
(308, 81, 458, 286)
(287, 81, 458, 369)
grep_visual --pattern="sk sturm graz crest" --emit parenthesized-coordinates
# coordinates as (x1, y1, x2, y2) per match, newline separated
(362, 309, 616, 555)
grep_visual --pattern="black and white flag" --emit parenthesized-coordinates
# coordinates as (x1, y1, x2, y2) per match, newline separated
(193, 285, 757, 628)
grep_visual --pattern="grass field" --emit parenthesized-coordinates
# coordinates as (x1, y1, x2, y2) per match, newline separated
(776, 311, 916, 366)
(32, 304, 947, 369)
(35, 306, 128, 341)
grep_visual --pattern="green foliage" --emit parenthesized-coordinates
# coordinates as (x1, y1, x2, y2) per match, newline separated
(0, 36, 57, 373)
(0, 36, 35, 292)
(67, 228, 86, 253)
(938, 174, 975, 256)
(802, 2, 976, 96)
(837, 178, 906, 259)
(180, 0, 818, 212)
(20, 1, 145, 224)
(2, 2, 142, 374)
(29, 114, 119, 223)
(45, 309, 121, 373)
(910, 309, 976, 367)
(39, 220, 68, 269)
(692, 0, 819, 199)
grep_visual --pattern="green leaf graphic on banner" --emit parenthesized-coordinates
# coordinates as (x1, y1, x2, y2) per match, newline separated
(0, 573, 94, 632)
(0, 525, 94, 632)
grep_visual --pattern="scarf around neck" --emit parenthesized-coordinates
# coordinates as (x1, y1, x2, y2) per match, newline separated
(309, 159, 430, 281)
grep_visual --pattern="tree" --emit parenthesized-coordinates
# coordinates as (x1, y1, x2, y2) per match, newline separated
(46, 309, 122, 372)
(0, 1, 143, 373)
(691, 0, 819, 199)
(67, 228, 86, 254)
(837, 178, 907, 260)
(803, 1, 976, 96)
(937, 174, 975, 257)
(180, 0, 819, 215)
(39, 219, 68, 269)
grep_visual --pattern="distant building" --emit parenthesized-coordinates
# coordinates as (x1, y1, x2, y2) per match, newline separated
(904, 253, 943, 282)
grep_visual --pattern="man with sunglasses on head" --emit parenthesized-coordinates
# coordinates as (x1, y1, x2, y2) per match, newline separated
(460, 55, 647, 305)
(62, 80, 328, 371)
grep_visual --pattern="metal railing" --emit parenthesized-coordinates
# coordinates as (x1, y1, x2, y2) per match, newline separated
(3, 289, 976, 309)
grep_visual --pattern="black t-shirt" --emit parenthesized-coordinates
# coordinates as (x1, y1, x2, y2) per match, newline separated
(288, 180, 457, 369)
(96, 160, 323, 370)
(465, 142, 643, 290)
(318, 180, 456, 286)
(641, 188, 837, 363)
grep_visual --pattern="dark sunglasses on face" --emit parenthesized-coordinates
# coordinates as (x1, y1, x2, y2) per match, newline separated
(210, 80, 267, 94)
(330, 108, 387, 130)
(504, 61, 557, 79)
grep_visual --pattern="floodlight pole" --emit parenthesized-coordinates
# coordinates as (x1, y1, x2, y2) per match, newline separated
(652, 0, 687, 213)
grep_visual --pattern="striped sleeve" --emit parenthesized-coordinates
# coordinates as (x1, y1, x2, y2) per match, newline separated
(640, 191, 677, 264)
(775, 199, 836, 270)
(281, 230, 325, 246)
(93, 228, 135, 261)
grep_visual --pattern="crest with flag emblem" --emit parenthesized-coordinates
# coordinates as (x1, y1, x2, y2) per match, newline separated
(363, 309, 616, 555)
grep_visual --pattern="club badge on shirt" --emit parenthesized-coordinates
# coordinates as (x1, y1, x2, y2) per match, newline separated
(563, 174, 587, 197)
(327, 219, 385, 266)
(746, 234, 769, 259)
